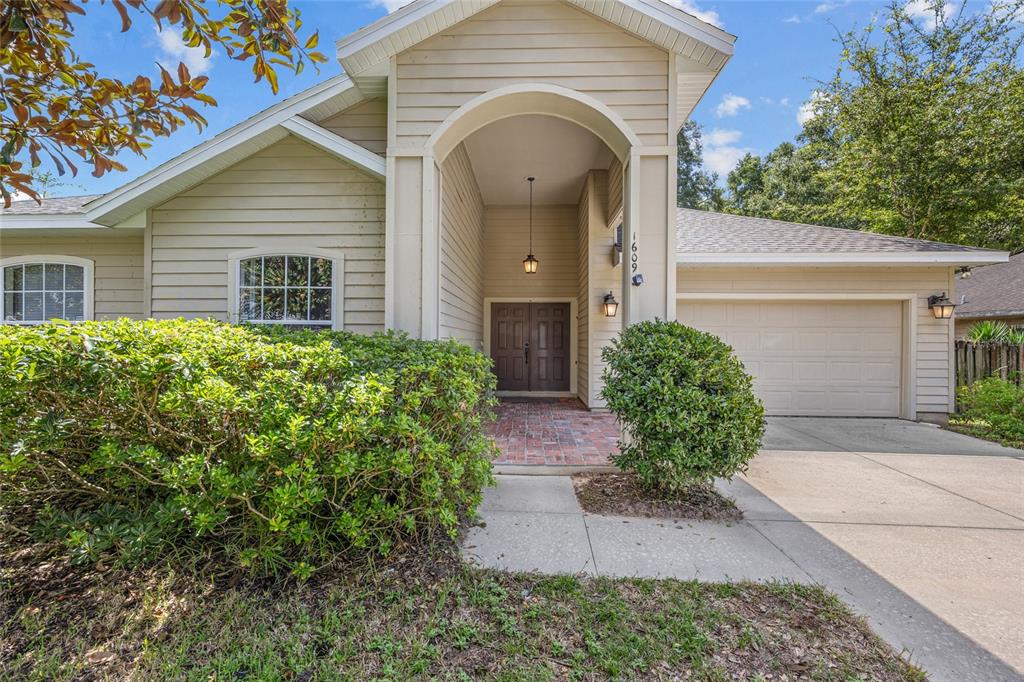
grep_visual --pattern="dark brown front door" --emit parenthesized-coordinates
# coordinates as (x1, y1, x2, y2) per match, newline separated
(490, 302, 570, 392)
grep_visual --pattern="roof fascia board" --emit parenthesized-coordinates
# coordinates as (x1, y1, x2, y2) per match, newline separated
(280, 117, 386, 179)
(0, 215, 103, 230)
(574, 0, 735, 55)
(84, 75, 359, 225)
(678, 252, 1010, 265)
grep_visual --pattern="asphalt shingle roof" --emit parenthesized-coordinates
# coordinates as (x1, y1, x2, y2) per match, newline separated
(955, 252, 1024, 318)
(676, 208, 999, 255)
(1, 195, 97, 216)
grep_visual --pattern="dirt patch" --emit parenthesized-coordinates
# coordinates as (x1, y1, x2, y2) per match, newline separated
(572, 472, 743, 521)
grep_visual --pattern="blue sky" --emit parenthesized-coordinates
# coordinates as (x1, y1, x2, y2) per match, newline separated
(49, 0, 893, 197)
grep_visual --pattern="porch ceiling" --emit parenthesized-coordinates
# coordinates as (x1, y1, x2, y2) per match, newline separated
(462, 115, 613, 205)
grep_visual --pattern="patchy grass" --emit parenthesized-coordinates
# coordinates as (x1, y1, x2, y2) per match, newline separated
(572, 472, 743, 521)
(1, 541, 924, 681)
(946, 417, 1024, 450)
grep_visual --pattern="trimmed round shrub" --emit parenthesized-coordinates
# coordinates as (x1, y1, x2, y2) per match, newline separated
(0, 319, 496, 578)
(600, 320, 765, 491)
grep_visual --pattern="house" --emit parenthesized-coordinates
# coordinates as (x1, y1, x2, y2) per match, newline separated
(0, 0, 1009, 423)
(953, 252, 1024, 338)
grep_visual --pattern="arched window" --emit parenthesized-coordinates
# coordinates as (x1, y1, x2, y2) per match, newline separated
(1, 256, 94, 324)
(229, 250, 343, 329)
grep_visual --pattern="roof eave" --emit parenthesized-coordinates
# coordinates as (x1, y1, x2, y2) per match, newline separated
(677, 252, 1010, 266)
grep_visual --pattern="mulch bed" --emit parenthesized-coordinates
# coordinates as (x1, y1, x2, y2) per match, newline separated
(572, 472, 743, 521)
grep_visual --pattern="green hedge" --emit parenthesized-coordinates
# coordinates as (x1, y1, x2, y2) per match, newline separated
(0, 319, 496, 578)
(601, 320, 765, 491)
(957, 375, 1024, 443)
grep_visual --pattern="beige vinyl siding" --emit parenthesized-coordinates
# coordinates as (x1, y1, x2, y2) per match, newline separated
(394, 0, 670, 148)
(314, 98, 388, 155)
(483, 205, 578, 298)
(439, 143, 485, 347)
(576, 175, 591, 404)
(150, 137, 385, 333)
(606, 157, 623, 224)
(579, 170, 620, 408)
(677, 266, 955, 414)
(0, 233, 145, 319)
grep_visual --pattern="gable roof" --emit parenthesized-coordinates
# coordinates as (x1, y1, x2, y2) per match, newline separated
(82, 75, 375, 226)
(955, 252, 1024, 319)
(676, 208, 1009, 265)
(335, 0, 735, 120)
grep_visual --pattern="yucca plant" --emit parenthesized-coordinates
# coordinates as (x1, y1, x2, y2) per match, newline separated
(966, 320, 1012, 343)
(1006, 327, 1024, 344)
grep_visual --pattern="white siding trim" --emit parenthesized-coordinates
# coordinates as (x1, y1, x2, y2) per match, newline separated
(280, 117, 386, 179)
(1, 254, 95, 323)
(226, 247, 345, 331)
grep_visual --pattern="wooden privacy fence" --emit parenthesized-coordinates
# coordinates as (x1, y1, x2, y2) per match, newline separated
(955, 341, 1024, 391)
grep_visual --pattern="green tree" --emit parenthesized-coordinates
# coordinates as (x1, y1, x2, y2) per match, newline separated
(813, 0, 1024, 249)
(676, 120, 725, 210)
(725, 141, 857, 229)
(1, 0, 327, 206)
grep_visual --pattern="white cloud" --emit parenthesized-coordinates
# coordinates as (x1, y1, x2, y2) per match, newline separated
(797, 91, 825, 125)
(155, 26, 212, 76)
(702, 129, 752, 176)
(369, 0, 408, 12)
(814, 0, 853, 13)
(715, 93, 751, 118)
(704, 145, 751, 176)
(663, 0, 723, 27)
(784, 14, 803, 23)
(905, 0, 956, 29)
(779, 97, 791, 107)
(705, 128, 742, 146)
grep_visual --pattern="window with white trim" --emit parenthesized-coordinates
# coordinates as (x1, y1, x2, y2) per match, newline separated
(2, 260, 88, 323)
(238, 255, 334, 326)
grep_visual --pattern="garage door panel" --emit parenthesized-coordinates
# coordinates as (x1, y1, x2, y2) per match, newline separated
(678, 300, 903, 417)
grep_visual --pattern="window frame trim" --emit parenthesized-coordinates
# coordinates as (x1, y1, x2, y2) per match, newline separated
(0, 254, 95, 324)
(226, 247, 344, 330)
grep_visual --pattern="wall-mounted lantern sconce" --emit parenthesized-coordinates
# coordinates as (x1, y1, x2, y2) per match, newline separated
(602, 291, 619, 317)
(928, 292, 956, 319)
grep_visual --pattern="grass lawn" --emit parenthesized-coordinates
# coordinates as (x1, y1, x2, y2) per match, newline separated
(1, 542, 924, 681)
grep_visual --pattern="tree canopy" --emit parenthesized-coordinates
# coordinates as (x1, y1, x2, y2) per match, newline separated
(676, 120, 724, 210)
(686, 0, 1023, 251)
(1, 0, 327, 207)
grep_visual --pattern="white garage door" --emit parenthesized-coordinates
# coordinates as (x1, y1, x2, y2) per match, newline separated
(678, 300, 903, 417)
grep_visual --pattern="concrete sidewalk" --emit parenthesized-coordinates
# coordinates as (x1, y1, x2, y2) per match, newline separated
(462, 472, 1022, 682)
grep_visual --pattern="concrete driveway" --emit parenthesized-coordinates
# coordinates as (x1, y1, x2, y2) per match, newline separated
(741, 417, 1024, 679)
(466, 419, 1024, 681)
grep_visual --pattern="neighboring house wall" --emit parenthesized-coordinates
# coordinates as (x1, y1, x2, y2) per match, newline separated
(314, 98, 388, 155)
(576, 169, 620, 408)
(1, 234, 145, 319)
(149, 136, 385, 334)
(393, 0, 670, 148)
(955, 315, 1024, 338)
(677, 266, 956, 415)
(439, 143, 485, 347)
(483, 205, 578, 298)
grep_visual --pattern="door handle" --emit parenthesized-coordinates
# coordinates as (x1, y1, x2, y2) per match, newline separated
(524, 341, 529, 364)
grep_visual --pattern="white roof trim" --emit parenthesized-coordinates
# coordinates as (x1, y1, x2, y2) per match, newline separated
(336, 0, 734, 80)
(280, 117, 386, 179)
(84, 75, 361, 226)
(678, 252, 1010, 266)
(0, 214, 103, 230)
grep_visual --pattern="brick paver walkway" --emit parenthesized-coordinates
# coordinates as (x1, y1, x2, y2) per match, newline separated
(489, 398, 619, 466)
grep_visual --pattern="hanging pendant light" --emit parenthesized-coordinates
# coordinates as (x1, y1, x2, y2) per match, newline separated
(522, 176, 539, 274)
